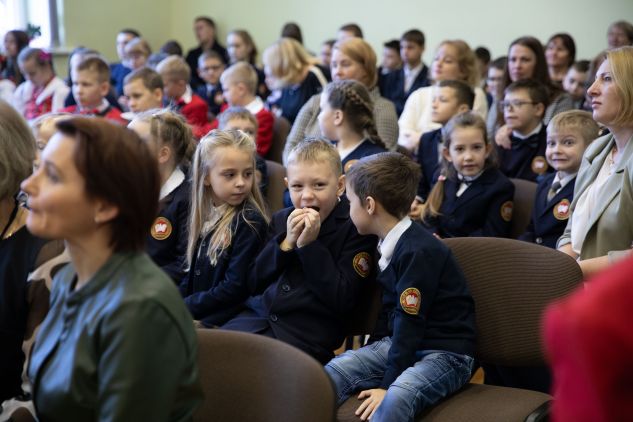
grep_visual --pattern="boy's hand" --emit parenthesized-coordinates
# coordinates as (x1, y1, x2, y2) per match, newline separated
(409, 199, 423, 220)
(296, 208, 321, 248)
(281, 209, 307, 250)
(495, 125, 512, 150)
(355, 388, 386, 420)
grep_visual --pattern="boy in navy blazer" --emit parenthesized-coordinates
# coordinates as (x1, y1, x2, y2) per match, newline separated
(379, 29, 430, 116)
(222, 139, 377, 364)
(521, 110, 600, 248)
(326, 152, 476, 422)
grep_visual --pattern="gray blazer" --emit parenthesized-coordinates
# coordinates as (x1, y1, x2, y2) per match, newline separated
(558, 133, 633, 261)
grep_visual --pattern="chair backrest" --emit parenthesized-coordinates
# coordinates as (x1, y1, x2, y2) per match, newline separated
(442, 237, 582, 367)
(194, 329, 336, 422)
(264, 160, 286, 216)
(267, 116, 291, 164)
(509, 178, 537, 239)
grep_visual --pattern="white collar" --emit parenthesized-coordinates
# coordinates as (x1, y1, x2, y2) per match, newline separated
(404, 62, 423, 77)
(377, 216, 412, 271)
(512, 123, 543, 140)
(244, 96, 264, 115)
(80, 98, 110, 113)
(159, 167, 185, 200)
(553, 171, 577, 189)
(35, 76, 66, 105)
(179, 85, 193, 104)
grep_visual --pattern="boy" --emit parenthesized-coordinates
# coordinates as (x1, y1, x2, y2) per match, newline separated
(520, 110, 599, 248)
(497, 79, 552, 182)
(214, 62, 274, 157)
(412, 80, 474, 211)
(123, 67, 164, 115)
(217, 106, 269, 196)
(562, 60, 590, 109)
(61, 56, 125, 124)
(326, 152, 476, 421)
(156, 55, 211, 139)
(221, 139, 377, 365)
(378, 39, 402, 76)
(380, 29, 429, 116)
(195, 50, 226, 117)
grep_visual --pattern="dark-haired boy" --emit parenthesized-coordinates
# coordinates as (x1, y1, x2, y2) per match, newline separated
(497, 79, 553, 182)
(380, 29, 430, 116)
(326, 152, 476, 421)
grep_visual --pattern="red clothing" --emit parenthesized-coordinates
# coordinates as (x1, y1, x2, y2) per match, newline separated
(60, 104, 126, 125)
(544, 256, 633, 422)
(212, 102, 274, 157)
(175, 94, 211, 139)
(25, 84, 53, 120)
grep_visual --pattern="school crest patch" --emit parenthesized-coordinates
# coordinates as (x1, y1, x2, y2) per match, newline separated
(500, 201, 513, 222)
(531, 156, 548, 175)
(353, 252, 371, 278)
(400, 288, 421, 315)
(553, 199, 571, 220)
(344, 159, 359, 173)
(151, 217, 172, 240)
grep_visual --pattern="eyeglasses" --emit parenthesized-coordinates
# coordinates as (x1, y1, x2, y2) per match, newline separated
(500, 100, 536, 110)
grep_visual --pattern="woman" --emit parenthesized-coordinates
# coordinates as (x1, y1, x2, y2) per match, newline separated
(545, 33, 576, 85)
(284, 37, 399, 163)
(0, 100, 66, 416)
(398, 39, 487, 152)
(491, 36, 575, 145)
(558, 46, 633, 277)
(227, 29, 269, 99)
(24, 118, 201, 421)
(1, 30, 29, 85)
(263, 37, 329, 124)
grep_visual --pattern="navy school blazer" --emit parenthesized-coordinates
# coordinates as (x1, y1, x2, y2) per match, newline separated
(379, 65, 430, 116)
(417, 128, 443, 201)
(497, 125, 553, 182)
(422, 168, 515, 238)
(520, 172, 575, 248)
(221, 198, 378, 364)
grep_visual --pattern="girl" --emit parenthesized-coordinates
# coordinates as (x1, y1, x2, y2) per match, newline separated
(1, 30, 29, 85)
(128, 109, 194, 283)
(419, 111, 514, 238)
(226, 29, 269, 98)
(13, 47, 70, 120)
(398, 39, 488, 152)
(318, 80, 386, 173)
(180, 129, 269, 327)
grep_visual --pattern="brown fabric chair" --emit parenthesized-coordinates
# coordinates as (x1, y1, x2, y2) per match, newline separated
(509, 178, 537, 239)
(337, 237, 583, 422)
(266, 116, 290, 164)
(264, 160, 286, 217)
(194, 329, 336, 422)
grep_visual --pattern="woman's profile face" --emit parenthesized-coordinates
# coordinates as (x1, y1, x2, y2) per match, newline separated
(21, 133, 105, 242)
(330, 49, 367, 85)
(587, 59, 622, 127)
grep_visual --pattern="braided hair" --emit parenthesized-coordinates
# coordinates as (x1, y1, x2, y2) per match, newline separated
(323, 80, 386, 148)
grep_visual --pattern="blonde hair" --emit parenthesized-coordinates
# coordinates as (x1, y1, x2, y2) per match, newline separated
(333, 38, 378, 88)
(187, 129, 268, 267)
(124, 37, 152, 58)
(436, 40, 480, 88)
(286, 137, 343, 177)
(220, 61, 258, 95)
(156, 55, 191, 82)
(421, 112, 492, 222)
(605, 46, 633, 127)
(0, 100, 36, 199)
(133, 109, 195, 167)
(262, 38, 319, 89)
(548, 110, 600, 145)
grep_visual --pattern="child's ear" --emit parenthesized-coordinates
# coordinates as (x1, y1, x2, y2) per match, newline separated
(284, 177, 289, 189)
(99, 82, 110, 97)
(152, 88, 163, 102)
(456, 104, 470, 114)
(534, 102, 545, 118)
(365, 195, 376, 215)
(336, 174, 346, 196)
(333, 109, 344, 126)
(158, 145, 172, 165)
(203, 171, 212, 187)
(442, 147, 452, 162)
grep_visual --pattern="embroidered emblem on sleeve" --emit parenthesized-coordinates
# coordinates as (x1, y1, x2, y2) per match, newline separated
(553, 199, 571, 220)
(531, 156, 548, 175)
(344, 159, 359, 173)
(500, 201, 513, 222)
(353, 252, 372, 278)
(400, 288, 421, 315)
(151, 217, 172, 240)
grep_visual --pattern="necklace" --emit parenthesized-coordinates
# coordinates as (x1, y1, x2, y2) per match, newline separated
(0, 200, 18, 240)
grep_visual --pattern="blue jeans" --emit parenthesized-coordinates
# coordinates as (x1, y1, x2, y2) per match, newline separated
(325, 337, 474, 422)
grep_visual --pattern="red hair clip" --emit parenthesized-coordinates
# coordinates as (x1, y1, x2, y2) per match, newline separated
(38, 50, 52, 62)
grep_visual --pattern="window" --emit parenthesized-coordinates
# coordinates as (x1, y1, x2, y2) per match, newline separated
(0, 0, 60, 50)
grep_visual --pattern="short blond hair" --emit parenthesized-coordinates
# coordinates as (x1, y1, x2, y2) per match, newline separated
(124, 37, 152, 58)
(220, 62, 258, 94)
(605, 46, 633, 127)
(262, 38, 318, 89)
(0, 100, 36, 199)
(548, 110, 600, 145)
(286, 137, 342, 177)
(156, 55, 191, 82)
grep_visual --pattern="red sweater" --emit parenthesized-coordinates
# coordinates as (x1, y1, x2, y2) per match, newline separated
(60, 104, 126, 125)
(174, 93, 211, 139)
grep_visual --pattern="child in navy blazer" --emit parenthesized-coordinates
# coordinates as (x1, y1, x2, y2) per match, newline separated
(179, 130, 269, 327)
(520, 110, 599, 248)
(326, 152, 476, 421)
(128, 110, 194, 283)
(418, 111, 514, 238)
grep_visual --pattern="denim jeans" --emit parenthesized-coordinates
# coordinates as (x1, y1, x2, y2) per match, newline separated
(325, 336, 474, 422)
